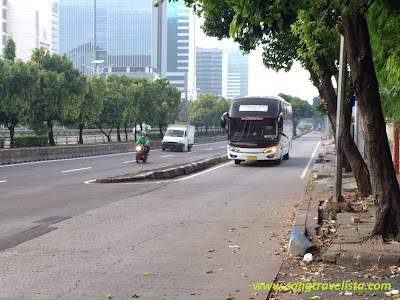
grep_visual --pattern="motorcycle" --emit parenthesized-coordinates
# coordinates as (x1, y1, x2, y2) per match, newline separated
(136, 144, 148, 163)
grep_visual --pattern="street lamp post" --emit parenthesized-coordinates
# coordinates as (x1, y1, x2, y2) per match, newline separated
(82, 60, 113, 77)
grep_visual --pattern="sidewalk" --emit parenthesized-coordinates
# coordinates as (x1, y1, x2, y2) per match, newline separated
(309, 140, 400, 267)
(270, 140, 400, 300)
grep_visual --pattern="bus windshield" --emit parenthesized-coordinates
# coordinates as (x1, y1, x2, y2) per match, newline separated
(228, 119, 277, 142)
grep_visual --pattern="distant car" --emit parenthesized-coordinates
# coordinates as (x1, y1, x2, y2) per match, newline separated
(133, 124, 151, 133)
(317, 127, 321, 131)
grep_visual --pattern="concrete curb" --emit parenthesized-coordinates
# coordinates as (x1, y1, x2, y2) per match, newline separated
(96, 154, 229, 183)
(288, 195, 318, 257)
(323, 251, 400, 268)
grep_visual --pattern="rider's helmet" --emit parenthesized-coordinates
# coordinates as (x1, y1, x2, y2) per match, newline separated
(141, 131, 146, 137)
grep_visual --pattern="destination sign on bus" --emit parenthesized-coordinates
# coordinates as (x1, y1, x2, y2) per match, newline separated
(239, 105, 268, 112)
(241, 117, 264, 120)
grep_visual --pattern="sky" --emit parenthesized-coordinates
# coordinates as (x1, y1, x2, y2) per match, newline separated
(195, 18, 319, 105)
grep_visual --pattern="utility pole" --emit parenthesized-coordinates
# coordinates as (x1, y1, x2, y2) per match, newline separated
(333, 35, 346, 203)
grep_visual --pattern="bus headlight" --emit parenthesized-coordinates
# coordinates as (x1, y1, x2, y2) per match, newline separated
(229, 147, 241, 153)
(263, 146, 277, 153)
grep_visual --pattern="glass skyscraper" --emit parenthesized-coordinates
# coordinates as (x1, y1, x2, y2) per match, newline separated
(59, 0, 167, 78)
(196, 47, 223, 97)
(166, 1, 190, 98)
(225, 48, 249, 99)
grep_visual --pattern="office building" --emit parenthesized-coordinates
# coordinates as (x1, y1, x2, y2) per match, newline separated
(1, 0, 6, 55)
(166, 1, 195, 99)
(6, 0, 59, 61)
(223, 48, 249, 99)
(196, 47, 223, 97)
(59, 0, 167, 79)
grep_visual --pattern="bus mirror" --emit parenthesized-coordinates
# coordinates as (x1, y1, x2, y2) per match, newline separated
(278, 113, 283, 132)
(221, 112, 229, 130)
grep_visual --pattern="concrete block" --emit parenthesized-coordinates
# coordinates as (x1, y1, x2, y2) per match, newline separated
(352, 216, 361, 223)
(379, 255, 400, 268)
(176, 167, 185, 176)
(191, 163, 199, 172)
(323, 252, 339, 263)
(154, 171, 166, 179)
(293, 216, 306, 226)
(184, 165, 193, 175)
(202, 160, 210, 169)
(337, 252, 359, 266)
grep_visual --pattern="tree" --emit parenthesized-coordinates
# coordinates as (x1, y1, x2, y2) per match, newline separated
(189, 94, 220, 134)
(31, 48, 87, 146)
(339, 0, 400, 240)
(77, 75, 105, 144)
(152, 78, 181, 136)
(278, 93, 314, 136)
(0, 60, 39, 148)
(367, 1, 400, 120)
(3, 36, 16, 61)
(104, 74, 130, 142)
(124, 78, 149, 140)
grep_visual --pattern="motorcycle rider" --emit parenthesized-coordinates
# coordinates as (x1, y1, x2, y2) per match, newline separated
(136, 131, 149, 156)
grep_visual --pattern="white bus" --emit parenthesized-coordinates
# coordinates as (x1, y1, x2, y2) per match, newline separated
(221, 96, 293, 165)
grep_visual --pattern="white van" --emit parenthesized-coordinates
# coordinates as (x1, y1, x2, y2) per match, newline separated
(162, 125, 195, 152)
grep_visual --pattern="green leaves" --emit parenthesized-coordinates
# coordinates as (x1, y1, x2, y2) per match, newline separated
(189, 94, 230, 131)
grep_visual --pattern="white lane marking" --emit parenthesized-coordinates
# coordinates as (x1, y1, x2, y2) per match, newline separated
(205, 148, 213, 151)
(0, 180, 7, 183)
(300, 141, 321, 179)
(219, 146, 226, 149)
(161, 155, 173, 158)
(62, 167, 92, 173)
(123, 160, 136, 164)
(84, 161, 233, 185)
(84, 179, 97, 184)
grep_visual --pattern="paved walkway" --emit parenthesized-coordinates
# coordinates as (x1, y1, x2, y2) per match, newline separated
(309, 140, 400, 267)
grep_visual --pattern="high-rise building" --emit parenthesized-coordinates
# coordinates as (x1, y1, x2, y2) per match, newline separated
(6, 0, 59, 62)
(51, 1, 59, 54)
(196, 47, 223, 97)
(59, 0, 167, 79)
(1, 0, 6, 55)
(166, 1, 195, 99)
(223, 48, 249, 99)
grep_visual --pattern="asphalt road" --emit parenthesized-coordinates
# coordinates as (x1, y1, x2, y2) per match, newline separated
(0, 141, 227, 242)
(0, 133, 321, 299)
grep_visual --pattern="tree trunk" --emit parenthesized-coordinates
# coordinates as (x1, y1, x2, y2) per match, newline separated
(159, 125, 164, 138)
(79, 124, 84, 144)
(340, 4, 400, 240)
(47, 120, 55, 146)
(99, 125, 112, 142)
(124, 123, 128, 141)
(116, 123, 121, 142)
(8, 123, 15, 148)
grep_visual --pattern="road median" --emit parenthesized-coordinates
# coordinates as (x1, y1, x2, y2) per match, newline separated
(96, 154, 229, 183)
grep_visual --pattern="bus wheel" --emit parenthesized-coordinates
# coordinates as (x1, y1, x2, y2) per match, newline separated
(234, 160, 241, 165)
(283, 152, 290, 160)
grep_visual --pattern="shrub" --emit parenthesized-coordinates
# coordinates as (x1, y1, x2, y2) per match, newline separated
(14, 136, 48, 148)
(0, 138, 4, 148)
